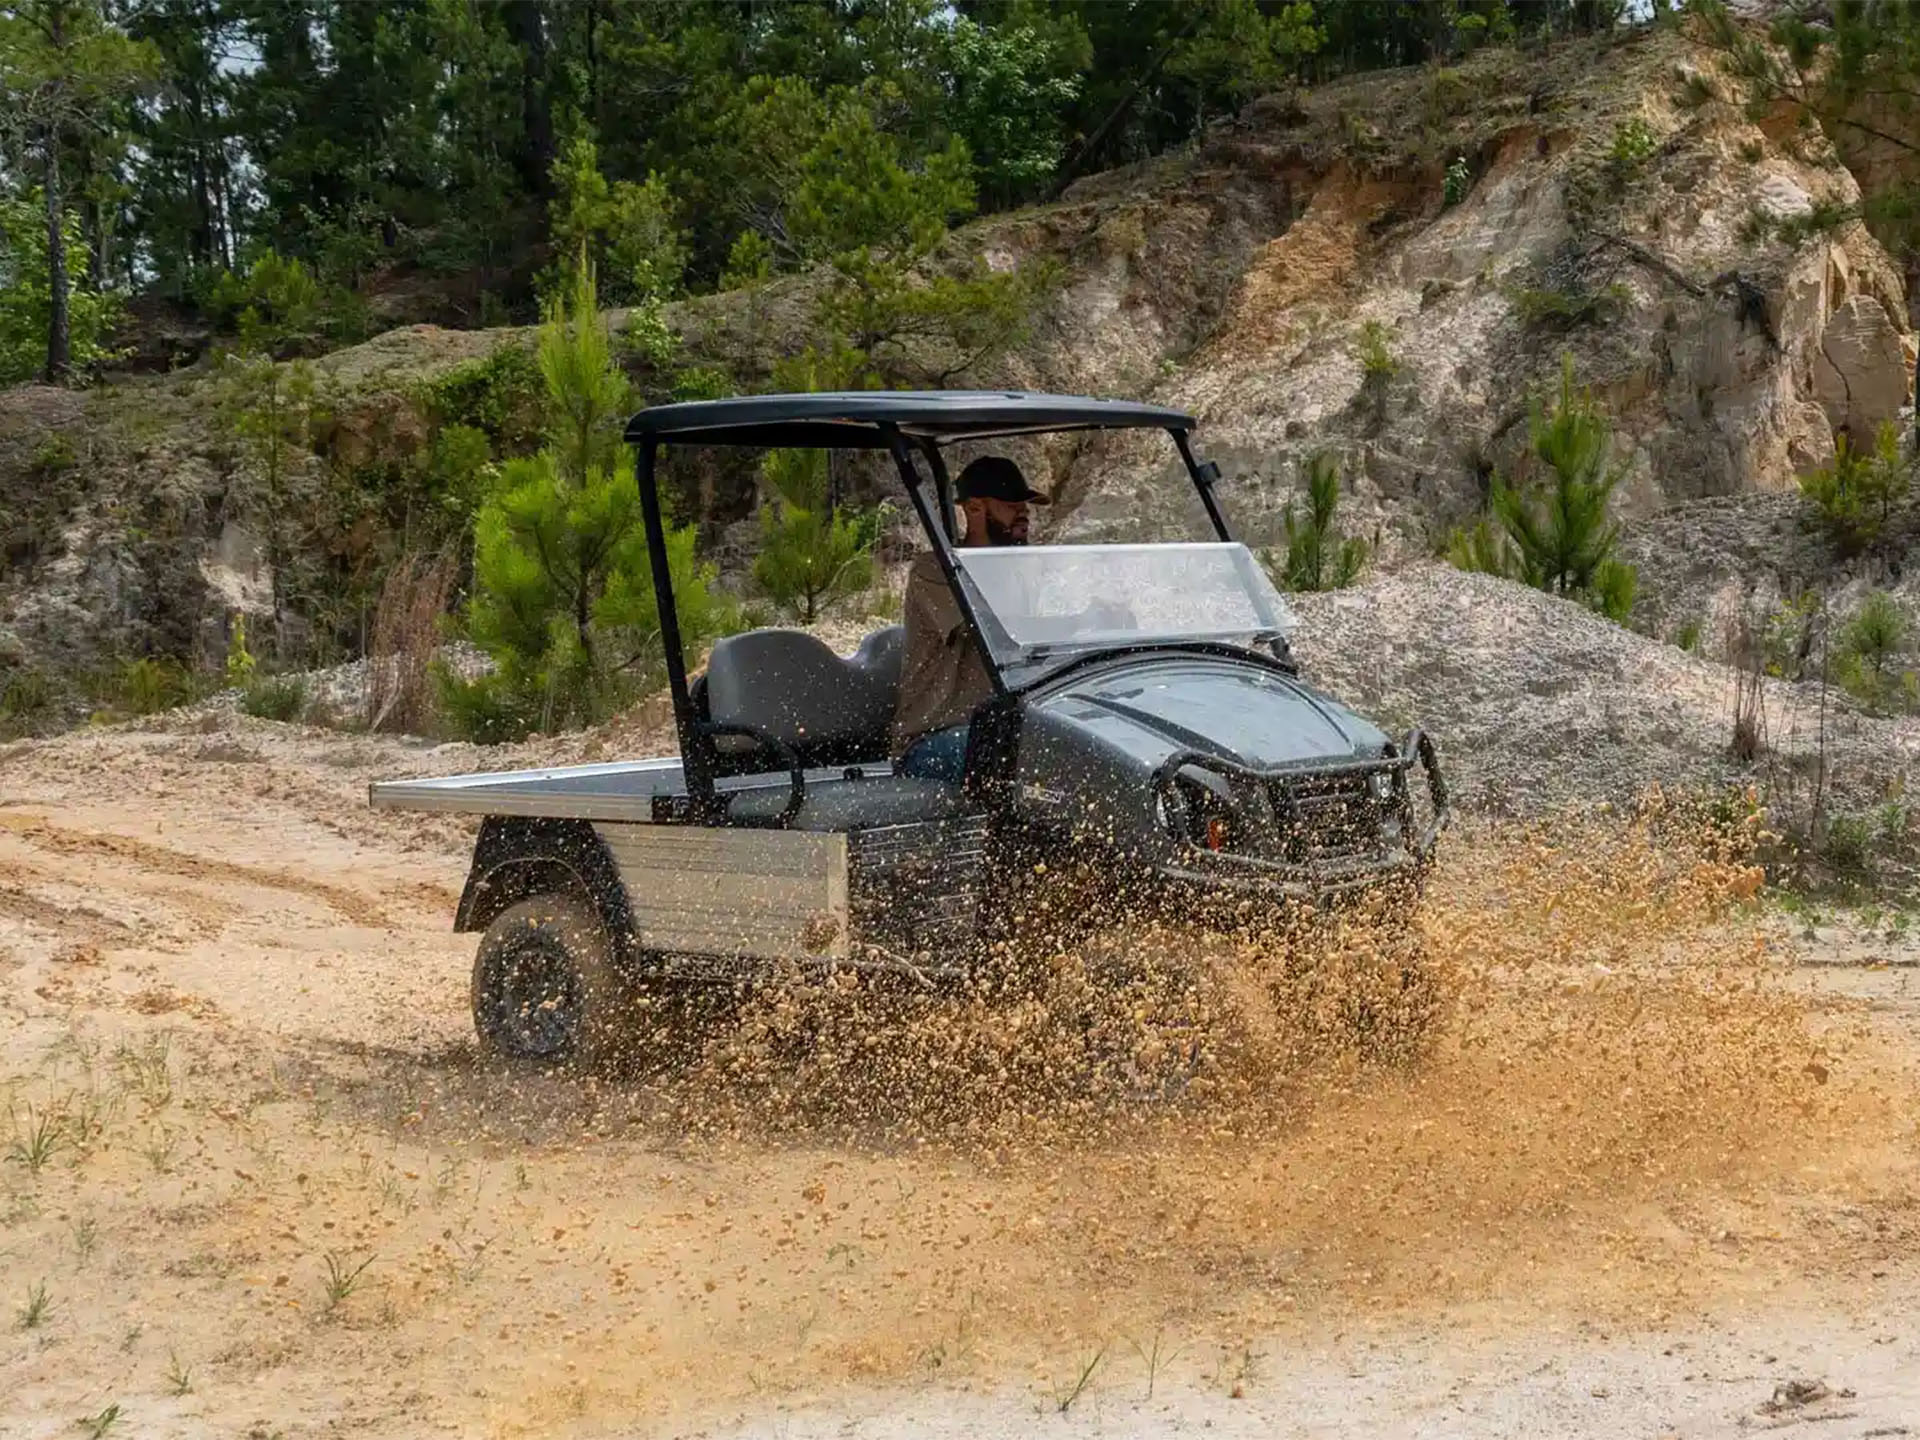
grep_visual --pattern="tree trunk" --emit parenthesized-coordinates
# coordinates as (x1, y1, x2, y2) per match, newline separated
(44, 136, 72, 384)
(506, 0, 553, 198)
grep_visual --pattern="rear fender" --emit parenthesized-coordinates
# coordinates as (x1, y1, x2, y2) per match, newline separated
(456, 817, 637, 959)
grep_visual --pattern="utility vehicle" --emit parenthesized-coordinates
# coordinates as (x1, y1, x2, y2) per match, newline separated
(370, 391, 1447, 1063)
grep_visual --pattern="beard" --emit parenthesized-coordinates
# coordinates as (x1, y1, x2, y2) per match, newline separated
(985, 513, 1029, 545)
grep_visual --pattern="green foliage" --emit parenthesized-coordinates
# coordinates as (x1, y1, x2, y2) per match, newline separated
(1163, 0, 1323, 122)
(724, 76, 1048, 387)
(113, 657, 196, 716)
(204, 250, 364, 349)
(1510, 281, 1628, 330)
(751, 449, 881, 623)
(1676, 70, 1719, 109)
(1357, 320, 1398, 380)
(1608, 115, 1660, 178)
(939, 17, 1085, 205)
(1700, 0, 1920, 275)
(1272, 452, 1368, 592)
(1446, 515, 1513, 577)
(1442, 155, 1471, 208)
(1674, 618, 1703, 654)
(547, 133, 687, 306)
(1799, 422, 1910, 556)
(217, 348, 325, 641)
(30, 431, 76, 475)
(239, 673, 309, 722)
(223, 614, 256, 689)
(1450, 356, 1638, 624)
(0, 666, 56, 735)
(1821, 811, 1875, 886)
(452, 269, 733, 740)
(0, 194, 125, 384)
(1835, 590, 1917, 714)
(0, 0, 156, 381)
(422, 344, 545, 456)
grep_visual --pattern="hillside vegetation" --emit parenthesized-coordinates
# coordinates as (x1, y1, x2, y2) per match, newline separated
(3, 2, 1919, 752)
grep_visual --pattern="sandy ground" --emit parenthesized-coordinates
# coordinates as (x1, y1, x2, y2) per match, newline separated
(2, 714, 1918, 1439)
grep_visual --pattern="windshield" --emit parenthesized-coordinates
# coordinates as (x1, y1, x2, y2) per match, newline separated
(952, 542, 1295, 672)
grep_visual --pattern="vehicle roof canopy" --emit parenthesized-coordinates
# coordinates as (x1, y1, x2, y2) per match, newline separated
(623, 390, 1195, 450)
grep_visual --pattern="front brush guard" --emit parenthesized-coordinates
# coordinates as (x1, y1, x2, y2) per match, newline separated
(1151, 726, 1450, 885)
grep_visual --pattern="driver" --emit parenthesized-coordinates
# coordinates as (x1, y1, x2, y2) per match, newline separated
(892, 454, 1046, 781)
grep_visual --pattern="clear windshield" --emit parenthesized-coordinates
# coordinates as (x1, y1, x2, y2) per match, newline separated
(952, 542, 1295, 671)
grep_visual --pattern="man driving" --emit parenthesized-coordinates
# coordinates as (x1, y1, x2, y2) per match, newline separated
(892, 454, 1046, 781)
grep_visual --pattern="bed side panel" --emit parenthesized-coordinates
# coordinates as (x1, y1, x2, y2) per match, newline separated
(592, 824, 849, 961)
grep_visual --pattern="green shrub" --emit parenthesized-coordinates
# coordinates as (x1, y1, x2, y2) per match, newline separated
(1674, 618, 1703, 653)
(1446, 356, 1638, 624)
(1357, 320, 1398, 381)
(0, 195, 128, 384)
(1271, 451, 1368, 592)
(1609, 115, 1659, 178)
(30, 433, 77, 476)
(1445, 515, 1512, 577)
(0, 667, 55, 730)
(1799, 422, 1909, 556)
(1510, 282, 1628, 331)
(1442, 155, 1471, 208)
(752, 448, 882, 623)
(1835, 590, 1916, 714)
(224, 615, 258, 689)
(433, 665, 539, 745)
(1820, 812, 1874, 886)
(116, 658, 198, 716)
(1676, 71, 1718, 109)
(422, 344, 545, 456)
(239, 674, 309, 722)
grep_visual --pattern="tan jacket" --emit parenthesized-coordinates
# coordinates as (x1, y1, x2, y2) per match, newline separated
(891, 550, 994, 754)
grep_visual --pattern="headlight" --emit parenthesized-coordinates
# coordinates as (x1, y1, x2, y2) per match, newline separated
(1368, 770, 1394, 801)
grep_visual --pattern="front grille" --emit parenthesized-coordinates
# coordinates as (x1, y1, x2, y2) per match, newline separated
(1268, 771, 1387, 864)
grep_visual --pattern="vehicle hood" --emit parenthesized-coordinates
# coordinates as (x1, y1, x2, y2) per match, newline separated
(1030, 654, 1389, 770)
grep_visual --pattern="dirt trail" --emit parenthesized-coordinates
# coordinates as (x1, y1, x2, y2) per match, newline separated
(2, 716, 1918, 1439)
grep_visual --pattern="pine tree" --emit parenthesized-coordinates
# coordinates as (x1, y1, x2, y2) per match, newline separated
(1450, 356, 1638, 624)
(1276, 451, 1368, 592)
(0, 0, 155, 380)
(449, 268, 732, 739)
(1487, 356, 1636, 622)
(751, 449, 881, 623)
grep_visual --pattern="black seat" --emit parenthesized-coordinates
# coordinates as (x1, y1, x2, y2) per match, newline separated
(700, 626, 904, 772)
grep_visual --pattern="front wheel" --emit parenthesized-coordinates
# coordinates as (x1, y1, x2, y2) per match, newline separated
(472, 895, 630, 1067)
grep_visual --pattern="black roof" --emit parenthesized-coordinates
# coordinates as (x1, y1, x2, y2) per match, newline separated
(623, 390, 1194, 449)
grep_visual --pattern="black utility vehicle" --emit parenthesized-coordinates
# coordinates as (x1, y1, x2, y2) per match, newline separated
(371, 391, 1447, 1062)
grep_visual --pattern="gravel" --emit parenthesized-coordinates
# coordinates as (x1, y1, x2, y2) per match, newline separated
(1289, 564, 1920, 815)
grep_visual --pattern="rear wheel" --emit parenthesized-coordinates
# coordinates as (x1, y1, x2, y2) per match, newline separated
(472, 895, 631, 1067)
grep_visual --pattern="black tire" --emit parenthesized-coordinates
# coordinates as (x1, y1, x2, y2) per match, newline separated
(471, 895, 630, 1067)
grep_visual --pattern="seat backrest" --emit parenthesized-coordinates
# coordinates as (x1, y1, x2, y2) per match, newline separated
(705, 627, 903, 761)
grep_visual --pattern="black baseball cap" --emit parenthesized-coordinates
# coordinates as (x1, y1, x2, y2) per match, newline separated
(955, 455, 1049, 505)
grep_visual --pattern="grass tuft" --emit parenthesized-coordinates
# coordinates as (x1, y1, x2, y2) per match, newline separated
(17, 1279, 52, 1330)
(321, 1251, 376, 1311)
(6, 1103, 67, 1174)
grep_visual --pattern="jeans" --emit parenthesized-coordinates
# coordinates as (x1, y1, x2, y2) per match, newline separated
(898, 723, 970, 782)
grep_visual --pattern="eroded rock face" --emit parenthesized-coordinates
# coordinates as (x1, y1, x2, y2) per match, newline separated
(1812, 292, 1910, 443)
(1019, 33, 1914, 552)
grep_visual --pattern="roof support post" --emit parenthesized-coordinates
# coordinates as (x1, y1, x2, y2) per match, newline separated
(916, 437, 959, 544)
(886, 425, 1008, 697)
(636, 438, 715, 818)
(1171, 428, 1232, 542)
